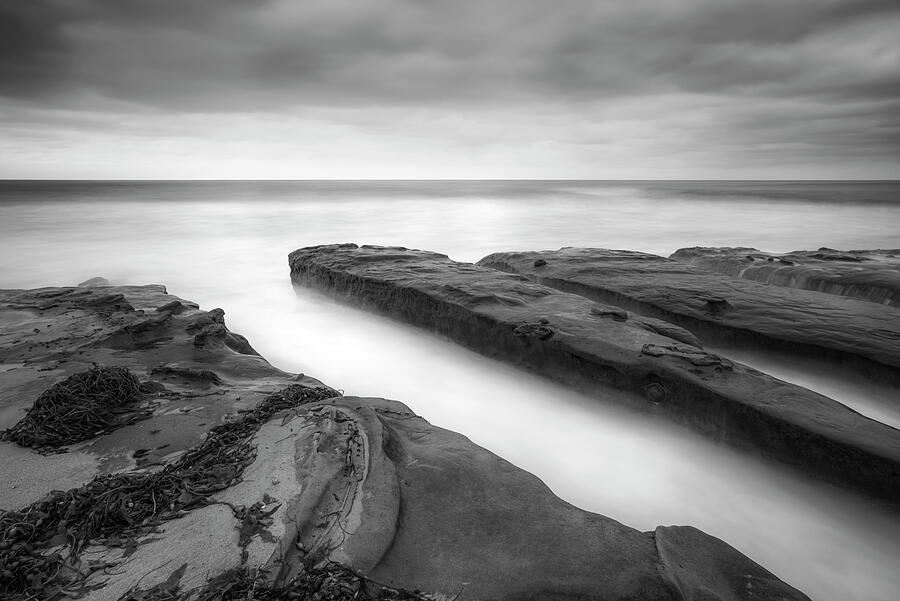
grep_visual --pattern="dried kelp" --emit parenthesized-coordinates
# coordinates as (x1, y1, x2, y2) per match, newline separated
(234, 496, 280, 564)
(3, 366, 148, 448)
(185, 562, 436, 601)
(0, 384, 339, 601)
(282, 561, 436, 601)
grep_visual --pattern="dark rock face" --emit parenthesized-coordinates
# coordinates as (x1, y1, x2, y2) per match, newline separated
(641, 343, 732, 368)
(671, 246, 900, 307)
(590, 303, 703, 346)
(289, 244, 900, 505)
(0, 282, 813, 600)
(478, 247, 900, 384)
(655, 526, 807, 601)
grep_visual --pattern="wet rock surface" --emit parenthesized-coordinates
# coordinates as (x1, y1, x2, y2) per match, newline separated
(478, 247, 900, 384)
(0, 282, 813, 600)
(290, 244, 900, 505)
(641, 343, 733, 369)
(672, 246, 900, 307)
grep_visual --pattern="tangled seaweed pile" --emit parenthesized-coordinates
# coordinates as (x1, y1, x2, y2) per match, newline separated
(273, 562, 437, 601)
(123, 562, 437, 601)
(3, 366, 148, 448)
(0, 383, 339, 601)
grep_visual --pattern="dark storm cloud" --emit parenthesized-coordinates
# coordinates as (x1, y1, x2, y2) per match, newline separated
(0, 0, 897, 177)
(1, 0, 897, 109)
(0, 2, 69, 97)
(0, 0, 266, 104)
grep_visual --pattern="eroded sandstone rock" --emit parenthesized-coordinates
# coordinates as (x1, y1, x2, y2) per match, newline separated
(290, 244, 900, 505)
(0, 282, 813, 601)
(0, 285, 322, 508)
(478, 247, 900, 384)
(672, 246, 900, 307)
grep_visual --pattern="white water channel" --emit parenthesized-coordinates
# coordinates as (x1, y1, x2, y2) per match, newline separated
(1, 181, 899, 601)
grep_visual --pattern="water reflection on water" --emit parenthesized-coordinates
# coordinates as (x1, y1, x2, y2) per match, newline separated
(1, 181, 899, 601)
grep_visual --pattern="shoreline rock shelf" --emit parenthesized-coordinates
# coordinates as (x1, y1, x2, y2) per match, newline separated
(289, 244, 900, 506)
(0, 282, 811, 600)
(478, 247, 900, 385)
(671, 246, 900, 307)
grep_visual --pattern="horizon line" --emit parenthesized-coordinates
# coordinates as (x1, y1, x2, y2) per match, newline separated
(1, 178, 899, 183)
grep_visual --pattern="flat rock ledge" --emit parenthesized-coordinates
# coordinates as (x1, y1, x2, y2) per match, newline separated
(671, 246, 900, 307)
(0, 283, 811, 600)
(289, 244, 900, 505)
(478, 247, 900, 385)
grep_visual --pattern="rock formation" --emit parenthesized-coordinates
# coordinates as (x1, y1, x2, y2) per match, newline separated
(289, 244, 900, 505)
(1, 283, 812, 600)
(671, 246, 900, 307)
(477, 247, 900, 385)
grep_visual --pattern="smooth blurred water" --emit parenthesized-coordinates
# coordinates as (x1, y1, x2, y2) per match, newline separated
(1, 180, 899, 601)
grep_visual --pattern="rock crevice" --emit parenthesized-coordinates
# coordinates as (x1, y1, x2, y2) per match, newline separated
(290, 244, 900, 506)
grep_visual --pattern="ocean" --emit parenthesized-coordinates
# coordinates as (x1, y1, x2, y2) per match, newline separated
(1, 180, 899, 601)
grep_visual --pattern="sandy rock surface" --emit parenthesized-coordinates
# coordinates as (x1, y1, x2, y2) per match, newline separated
(0, 284, 319, 508)
(479, 247, 900, 382)
(671, 246, 900, 307)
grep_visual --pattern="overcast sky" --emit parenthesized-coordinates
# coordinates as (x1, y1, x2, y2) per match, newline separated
(1, 0, 898, 179)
